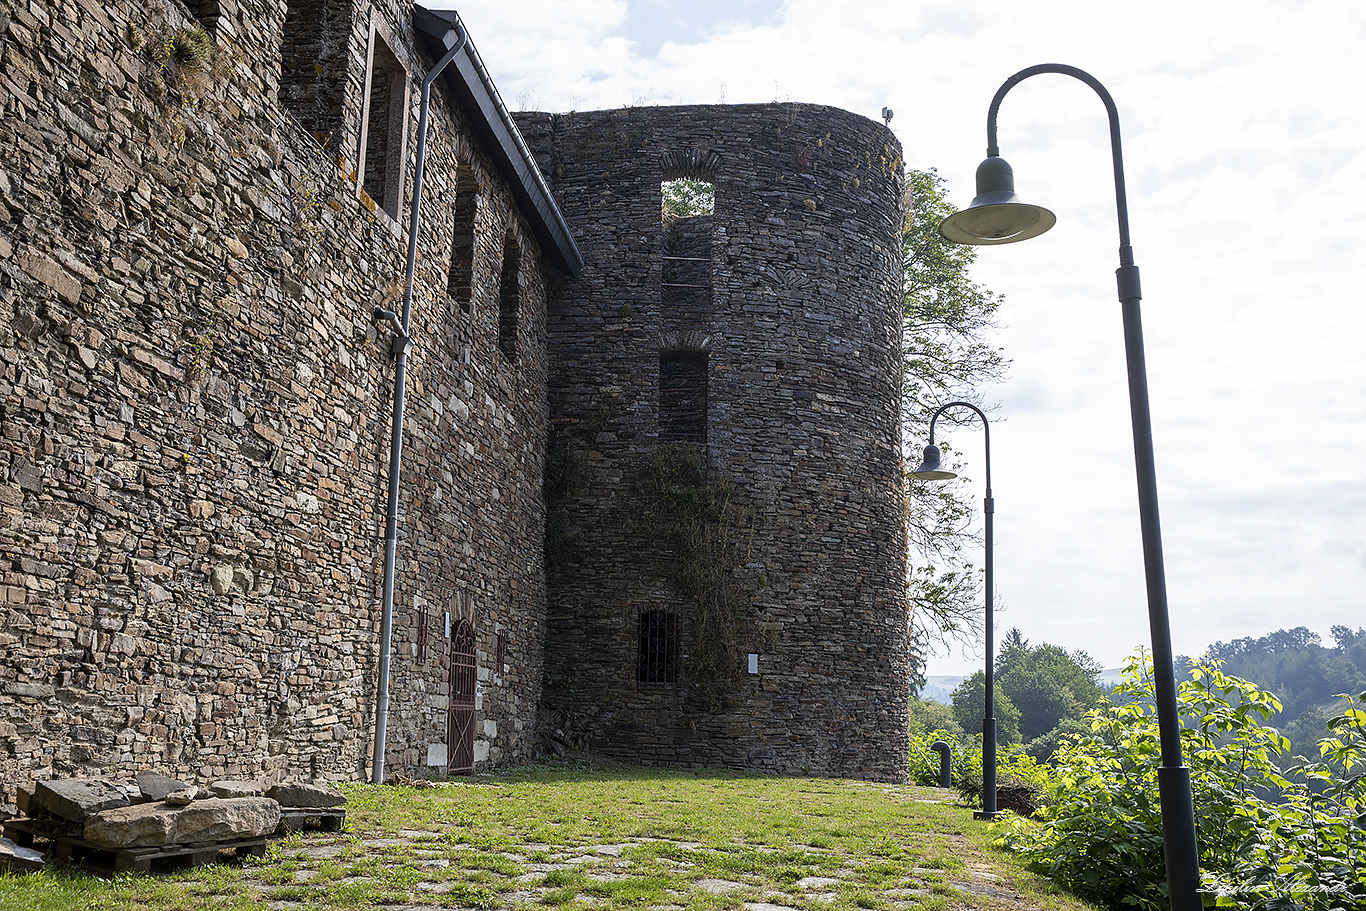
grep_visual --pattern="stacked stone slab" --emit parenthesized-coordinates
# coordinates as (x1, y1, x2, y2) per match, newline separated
(82, 797, 281, 849)
(517, 104, 911, 781)
(9, 776, 343, 852)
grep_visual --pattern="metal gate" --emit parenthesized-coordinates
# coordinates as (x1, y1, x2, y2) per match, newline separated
(447, 619, 476, 774)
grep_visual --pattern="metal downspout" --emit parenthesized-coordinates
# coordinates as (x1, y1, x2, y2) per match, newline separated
(371, 21, 468, 785)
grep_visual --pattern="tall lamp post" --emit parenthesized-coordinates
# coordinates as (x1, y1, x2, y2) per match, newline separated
(911, 402, 997, 820)
(938, 64, 1200, 910)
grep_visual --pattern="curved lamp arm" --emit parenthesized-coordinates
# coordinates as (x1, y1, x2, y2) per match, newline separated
(926, 401, 991, 491)
(986, 64, 1132, 256)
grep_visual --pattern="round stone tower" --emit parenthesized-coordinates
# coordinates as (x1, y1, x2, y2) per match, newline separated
(516, 103, 910, 781)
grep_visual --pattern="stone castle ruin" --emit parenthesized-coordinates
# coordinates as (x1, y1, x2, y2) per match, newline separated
(0, 0, 911, 799)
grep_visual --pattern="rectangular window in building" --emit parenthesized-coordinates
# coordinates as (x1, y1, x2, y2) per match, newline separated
(661, 177, 714, 313)
(361, 34, 407, 220)
(659, 351, 707, 443)
(278, 0, 349, 148)
(498, 229, 521, 361)
(447, 164, 478, 316)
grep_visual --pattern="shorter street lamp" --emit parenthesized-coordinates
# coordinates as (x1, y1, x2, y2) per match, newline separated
(911, 401, 997, 820)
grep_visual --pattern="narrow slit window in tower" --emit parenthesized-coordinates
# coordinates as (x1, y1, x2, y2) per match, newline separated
(498, 230, 521, 361)
(659, 351, 707, 443)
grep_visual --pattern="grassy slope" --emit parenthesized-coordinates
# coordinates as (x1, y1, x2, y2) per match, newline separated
(0, 766, 1099, 911)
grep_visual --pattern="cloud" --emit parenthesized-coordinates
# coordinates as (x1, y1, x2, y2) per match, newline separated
(443, 0, 1366, 676)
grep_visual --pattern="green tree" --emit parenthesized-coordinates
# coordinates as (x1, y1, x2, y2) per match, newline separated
(908, 696, 963, 739)
(902, 168, 1008, 683)
(992, 628, 1105, 744)
(661, 177, 714, 220)
(1199, 625, 1366, 761)
(950, 670, 1022, 745)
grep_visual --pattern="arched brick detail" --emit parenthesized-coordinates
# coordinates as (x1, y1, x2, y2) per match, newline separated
(659, 149, 723, 179)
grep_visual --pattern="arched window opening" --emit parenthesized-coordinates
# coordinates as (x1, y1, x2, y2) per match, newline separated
(661, 177, 714, 314)
(637, 609, 679, 685)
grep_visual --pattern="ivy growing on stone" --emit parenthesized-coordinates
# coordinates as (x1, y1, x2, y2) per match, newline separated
(634, 444, 759, 713)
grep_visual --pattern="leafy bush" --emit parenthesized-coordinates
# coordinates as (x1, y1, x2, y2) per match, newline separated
(995, 654, 1366, 911)
(952, 746, 1052, 815)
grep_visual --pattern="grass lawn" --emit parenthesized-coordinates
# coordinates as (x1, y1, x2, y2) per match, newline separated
(0, 765, 1099, 911)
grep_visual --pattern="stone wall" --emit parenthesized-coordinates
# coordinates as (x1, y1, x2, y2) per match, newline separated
(518, 104, 911, 782)
(0, 0, 552, 799)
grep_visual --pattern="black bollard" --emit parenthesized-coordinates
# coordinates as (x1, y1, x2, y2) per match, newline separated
(931, 740, 951, 788)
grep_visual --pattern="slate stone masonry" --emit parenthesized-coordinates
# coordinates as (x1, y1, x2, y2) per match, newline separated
(0, 0, 550, 796)
(1, 0, 913, 793)
(518, 104, 911, 782)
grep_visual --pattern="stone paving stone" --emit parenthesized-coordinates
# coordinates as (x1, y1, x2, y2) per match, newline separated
(399, 829, 440, 839)
(695, 878, 744, 893)
(794, 876, 841, 889)
(585, 870, 626, 881)
(957, 880, 1014, 899)
(289, 843, 348, 858)
(416, 881, 457, 893)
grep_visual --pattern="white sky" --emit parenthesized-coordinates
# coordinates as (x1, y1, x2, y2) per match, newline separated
(436, 0, 1366, 675)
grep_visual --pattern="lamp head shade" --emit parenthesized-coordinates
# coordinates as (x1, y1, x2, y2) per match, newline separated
(910, 444, 957, 481)
(938, 156, 1056, 245)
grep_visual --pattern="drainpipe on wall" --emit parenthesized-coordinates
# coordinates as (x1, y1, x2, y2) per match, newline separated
(370, 19, 468, 786)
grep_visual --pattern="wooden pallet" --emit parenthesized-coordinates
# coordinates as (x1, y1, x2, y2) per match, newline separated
(278, 807, 346, 834)
(52, 833, 273, 875)
(2, 818, 272, 875)
(2, 818, 50, 848)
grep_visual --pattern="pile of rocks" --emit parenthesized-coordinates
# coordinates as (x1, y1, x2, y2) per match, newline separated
(1, 773, 345, 872)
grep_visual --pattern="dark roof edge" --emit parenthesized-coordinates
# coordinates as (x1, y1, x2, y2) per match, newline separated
(414, 6, 583, 276)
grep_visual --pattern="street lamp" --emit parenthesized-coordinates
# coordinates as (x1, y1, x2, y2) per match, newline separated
(911, 402, 997, 820)
(939, 64, 1201, 910)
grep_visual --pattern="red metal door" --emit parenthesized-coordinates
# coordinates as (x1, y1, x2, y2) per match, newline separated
(448, 620, 476, 774)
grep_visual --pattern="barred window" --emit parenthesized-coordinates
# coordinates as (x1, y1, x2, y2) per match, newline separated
(659, 351, 706, 443)
(637, 610, 679, 685)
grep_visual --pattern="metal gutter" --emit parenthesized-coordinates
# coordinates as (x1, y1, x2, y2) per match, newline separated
(414, 6, 583, 276)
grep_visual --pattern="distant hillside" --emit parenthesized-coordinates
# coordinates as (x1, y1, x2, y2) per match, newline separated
(920, 676, 968, 705)
(921, 668, 1124, 705)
